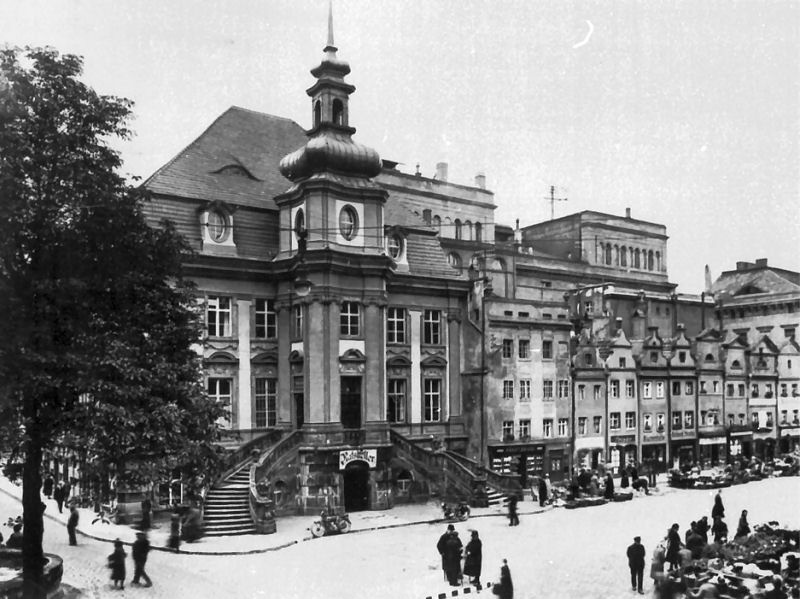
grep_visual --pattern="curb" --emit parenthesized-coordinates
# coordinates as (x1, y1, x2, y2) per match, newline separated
(425, 581, 494, 599)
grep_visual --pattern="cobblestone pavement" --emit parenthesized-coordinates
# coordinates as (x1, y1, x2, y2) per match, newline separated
(2, 476, 798, 598)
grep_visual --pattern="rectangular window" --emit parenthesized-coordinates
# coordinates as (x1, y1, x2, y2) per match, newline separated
(519, 379, 531, 401)
(518, 339, 530, 359)
(684, 411, 694, 428)
(643, 413, 653, 432)
(578, 384, 585, 400)
(543, 380, 554, 400)
(206, 296, 232, 337)
(557, 380, 569, 399)
(593, 384, 602, 400)
(642, 382, 652, 399)
(656, 413, 665, 431)
(387, 379, 406, 423)
(543, 419, 553, 438)
(655, 381, 665, 398)
(593, 416, 602, 434)
(558, 418, 568, 437)
(685, 381, 694, 395)
(503, 380, 514, 400)
(626, 379, 635, 398)
(423, 378, 441, 422)
(700, 381, 708, 394)
(619, 357, 627, 368)
(672, 381, 681, 396)
(502, 339, 513, 359)
(386, 307, 406, 344)
(610, 380, 620, 398)
(751, 384, 759, 398)
(726, 383, 734, 397)
(672, 410, 682, 430)
(502, 420, 514, 439)
(752, 412, 759, 427)
(610, 412, 621, 430)
(542, 340, 553, 359)
(254, 377, 277, 427)
(781, 384, 788, 397)
(254, 299, 277, 339)
(208, 377, 232, 405)
(578, 417, 587, 435)
(423, 310, 442, 345)
(340, 301, 361, 336)
(728, 414, 735, 427)
(738, 384, 745, 397)
(518, 419, 531, 439)
(625, 411, 636, 429)
(293, 304, 303, 338)
(712, 381, 719, 393)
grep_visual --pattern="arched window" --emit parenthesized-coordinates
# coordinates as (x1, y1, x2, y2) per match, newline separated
(444, 217, 453, 238)
(454, 219, 462, 240)
(605, 244, 612, 265)
(614, 245, 620, 266)
(656, 251, 661, 271)
(634, 249, 641, 269)
(648, 250, 654, 270)
(448, 252, 462, 268)
(313, 100, 321, 127)
(464, 220, 472, 241)
(432, 215, 441, 233)
(474, 222, 482, 242)
(332, 99, 344, 125)
(620, 246, 627, 267)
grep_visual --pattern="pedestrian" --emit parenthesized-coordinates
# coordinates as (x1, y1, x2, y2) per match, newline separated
(131, 531, 153, 587)
(168, 512, 181, 551)
(492, 558, 513, 599)
(711, 516, 728, 544)
(735, 509, 750, 539)
(711, 490, 725, 520)
(140, 497, 152, 530)
(463, 530, 482, 587)
(67, 505, 79, 546)
(63, 480, 72, 505)
(685, 521, 697, 544)
(107, 539, 126, 589)
(686, 527, 704, 559)
(604, 472, 615, 500)
(696, 516, 709, 545)
(665, 523, 682, 571)
(6, 524, 23, 549)
(43, 473, 54, 499)
(444, 530, 463, 586)
(507, 494, 519, 526)
(537, 476, 548, 507)
(621, 469, 630, 488)
(437, 524, 455, 581)
(626, 535, 646, 594)
(631, 464, 639, 483)
(54, 482, 65, 514)
(650, 543, 666, 594)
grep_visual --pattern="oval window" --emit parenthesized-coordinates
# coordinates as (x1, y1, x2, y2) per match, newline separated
(339, 205, 358, 240)
(207, 210, 227, 242)
(387, 234, 402, 259)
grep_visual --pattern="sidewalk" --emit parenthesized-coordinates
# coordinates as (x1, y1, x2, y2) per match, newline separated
(0, 476, 553, 556)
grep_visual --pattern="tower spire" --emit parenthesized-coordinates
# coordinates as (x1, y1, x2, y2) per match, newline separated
(326, 0, 335, 50)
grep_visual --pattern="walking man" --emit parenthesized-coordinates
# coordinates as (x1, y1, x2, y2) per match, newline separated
(67, 505, 79, 546)
(131, 531, 153, 587)
(54, 482, 65, 514)
(507, 494, 519, 526)
(626, 535, 646, 594)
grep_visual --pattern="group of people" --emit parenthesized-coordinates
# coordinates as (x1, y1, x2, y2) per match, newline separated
(106, 532, 153, 590)
(568, 463, 653, 501)
(435, 525, 513, 597)
(43, 473, 72, 514)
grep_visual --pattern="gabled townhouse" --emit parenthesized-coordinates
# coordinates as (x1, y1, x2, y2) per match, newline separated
(748, 335, 780, 459)
(668, 325, 698, 466)
(637, 327, 670, 473)
(695, 329, 726, 466)
(605, 323, 639, 472)
(777, 337, 800, 453)
(722, 333, 752, 459)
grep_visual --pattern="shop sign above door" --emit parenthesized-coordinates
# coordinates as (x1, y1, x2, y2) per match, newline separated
(339, 448, 377, 470)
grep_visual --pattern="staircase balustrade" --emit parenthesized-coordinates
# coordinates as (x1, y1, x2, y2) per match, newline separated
(444, 451, 522, 496)
(248, 430, 303, 533)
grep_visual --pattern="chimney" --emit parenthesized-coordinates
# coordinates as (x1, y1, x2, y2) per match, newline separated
(435, 162, 448, 182)
(625, 207, 631, 219)
(755, 258, 768, 267)
(474, 172, 486, 189)
(736, 261, 753, 271)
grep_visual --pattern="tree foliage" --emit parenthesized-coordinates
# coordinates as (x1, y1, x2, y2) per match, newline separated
(0, 46, 226, 596)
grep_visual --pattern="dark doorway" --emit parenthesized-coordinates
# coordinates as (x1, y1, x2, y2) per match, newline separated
(341, 376, 362, 429)
(293, 374, 304, 429)
(343, 463, 370, 511)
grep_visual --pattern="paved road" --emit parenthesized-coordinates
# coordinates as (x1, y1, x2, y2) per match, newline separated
(2, 477, 799, 598)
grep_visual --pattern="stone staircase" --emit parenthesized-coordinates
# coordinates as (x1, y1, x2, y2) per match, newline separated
(486, 488, 510, 507)
(203, 465, 256, 536)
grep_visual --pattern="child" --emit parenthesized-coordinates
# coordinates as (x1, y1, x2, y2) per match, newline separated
(107, 539, 126, 589)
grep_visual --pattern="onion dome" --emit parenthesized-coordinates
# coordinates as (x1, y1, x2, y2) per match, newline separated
(278, 2, 381, 182)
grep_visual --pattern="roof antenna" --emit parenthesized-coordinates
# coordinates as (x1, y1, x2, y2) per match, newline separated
(544, 185, 568, 220)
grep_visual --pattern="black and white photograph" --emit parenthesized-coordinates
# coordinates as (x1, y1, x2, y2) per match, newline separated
(0, 1, 798, 598)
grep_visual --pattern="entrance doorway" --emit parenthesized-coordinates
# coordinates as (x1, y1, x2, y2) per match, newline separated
(343, 463, 370, 511)
(341, 376, 362, 429)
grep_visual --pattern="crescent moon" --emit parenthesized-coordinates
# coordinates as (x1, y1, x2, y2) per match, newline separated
(573, 20, 594, 49)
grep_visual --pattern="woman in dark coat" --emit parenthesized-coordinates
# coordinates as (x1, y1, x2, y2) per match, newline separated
(620, 469, 629, 488)
(665, 524, 682, 571)
(711, 490, 725, 520)
(107, 539, 126, 589)
(735, 509, 750, 538)
(711, 516, 728, 544)
(495, 559, 514, 599)
(463, 530, 482, 586)
(443, 531, 463, 586)
(537, 476, 548, 507)
(603, 472, 615, 500)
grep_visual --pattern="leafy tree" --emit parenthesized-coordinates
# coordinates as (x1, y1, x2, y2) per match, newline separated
(0, 47, 226, 598)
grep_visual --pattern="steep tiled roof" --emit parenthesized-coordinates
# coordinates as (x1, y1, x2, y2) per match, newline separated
(712, 268, 800, 299)
(144, 106, 307, 209)
(403, 234, 464, 280)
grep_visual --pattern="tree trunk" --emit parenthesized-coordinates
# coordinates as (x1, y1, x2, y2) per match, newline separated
(22, 425, 46, 599)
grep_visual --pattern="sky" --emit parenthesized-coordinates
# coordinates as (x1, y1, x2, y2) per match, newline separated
(3, 0, 798, 293)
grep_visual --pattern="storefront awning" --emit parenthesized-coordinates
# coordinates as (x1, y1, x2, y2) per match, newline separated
(698, 436, 726, 445)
